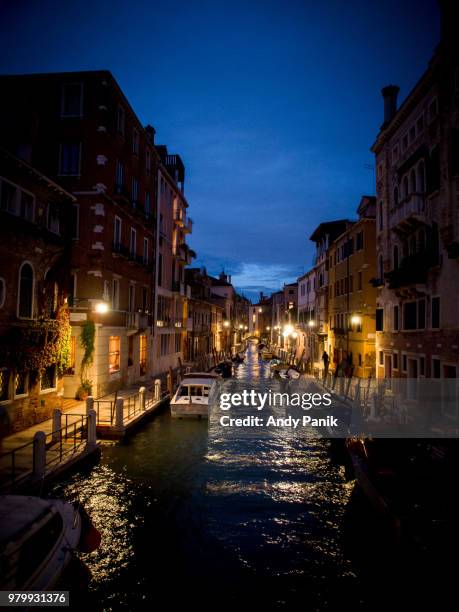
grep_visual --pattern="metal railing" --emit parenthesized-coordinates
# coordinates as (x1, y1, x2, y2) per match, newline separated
(0, 438, 36, 486)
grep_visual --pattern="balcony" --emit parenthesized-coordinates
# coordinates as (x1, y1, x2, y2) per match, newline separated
(184, 217, 193, 234)
(173, 206, 186, 227)
(385, 251, 437, 289)
(389, 194, 426, 235)
(126, 311, 150, 330)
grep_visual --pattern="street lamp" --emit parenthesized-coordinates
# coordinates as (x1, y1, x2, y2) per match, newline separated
(283, 324, 294, 337)
(308, 319, 315, 328)
(95, 301, 109, 314)
(351, 314, 362, 326)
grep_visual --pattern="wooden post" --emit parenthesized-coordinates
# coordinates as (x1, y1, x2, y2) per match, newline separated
(52, 409, 61, 444)
(33, 431, 46, 477)
(167, 367, 174, 396)
(86, 396, 94, 416)
(87, 409, 97, 448)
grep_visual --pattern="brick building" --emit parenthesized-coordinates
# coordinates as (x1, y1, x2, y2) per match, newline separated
(0, 70, 194, 397)
(0, 149, 75, 434)
(371, 5, 459, 380)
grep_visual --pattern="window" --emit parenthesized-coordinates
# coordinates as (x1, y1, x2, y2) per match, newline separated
(376, 308, 384, 331)
(64, 336, 76, 375)
(139, 335, 147, 375)
(160, 334, 169, 356)
(418, 299, 426, 330)
(128, 284, 135, 313)
(175, 333, 181, 353)
(47, 203, 60, 234)
(41, 365, 55, 390)
(117, 106, 125, 135)
(18, 263, 34, 318)
(115, 160, 124, 189)
(428, 98, 438, 123)
(109, 336, 120, 373)
(132, 128, 139, 155)
(403, 302, 417, 330)
(420, 356, 425, 376)
(0, 368, 10, 401)
(0, 278, 5, 308)
(409, 125, 416, 143)
(132, 177, 139, 205)
(59, 143, 80, 175)
(416, 115, 424, 135)
(141, 287, 148, 311)
(410, 168, 416, 193)
(1, 179, 18, 214)
(379, 351, 384, 366)
(71, 203, 79, 239)
(158, 253, 163, 286)
(431, 296, 440, 328)
(114, 216, 122, 246)
(112, 279, 120, 310)
(392, 305, 399, 331)
(61, 83, 83, 117)
(130, 228, 137, 257)
(143, 237, 149, 265)
(402, 355, 407, 372)
(145, 149, 151, 176)
(145, 191, 151, 217)
(432, 358, 441, 378)
(393, 353, 399, 370)
(393, 245, 399, 269)
(14, 371, 27, 396)
(358, 271, 362, 291)
(20, 191, 34, 221)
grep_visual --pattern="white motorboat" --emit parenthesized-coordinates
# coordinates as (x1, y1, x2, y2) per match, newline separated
(0, 495, 100, 591)
(170, 372, 220, 418)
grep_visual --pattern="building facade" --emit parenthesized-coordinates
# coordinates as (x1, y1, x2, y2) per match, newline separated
(371, 13, 459, 380)
(327, 197, 377, 377)
(0, 149, 75, 434)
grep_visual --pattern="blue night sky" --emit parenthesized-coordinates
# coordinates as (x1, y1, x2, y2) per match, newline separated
(0, 0, 440, 301)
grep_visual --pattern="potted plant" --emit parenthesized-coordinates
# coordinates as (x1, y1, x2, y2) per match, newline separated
(76, 378, 92, 400)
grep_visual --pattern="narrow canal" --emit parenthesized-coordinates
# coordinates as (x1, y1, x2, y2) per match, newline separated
(51, 344, 399, 610)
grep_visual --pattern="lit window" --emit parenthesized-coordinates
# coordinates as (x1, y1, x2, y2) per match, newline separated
(0, 368, 10, 401)
(15, 371, 27, 396)
(109, 336, 120, 373)
(139, 335, 147, 375)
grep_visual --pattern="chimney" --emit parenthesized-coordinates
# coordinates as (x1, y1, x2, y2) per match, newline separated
(145, 124, 156, 144)
(381, 85, 400, 125)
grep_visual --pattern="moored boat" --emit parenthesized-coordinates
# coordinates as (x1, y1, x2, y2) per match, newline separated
(0, 495, 100, 592)
(170, 372, 220, 418)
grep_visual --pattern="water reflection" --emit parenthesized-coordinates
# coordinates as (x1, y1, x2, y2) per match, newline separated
(51, 343, 364, 610)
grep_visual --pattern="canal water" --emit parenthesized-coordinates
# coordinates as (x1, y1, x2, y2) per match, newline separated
(51, 344, 412, 611)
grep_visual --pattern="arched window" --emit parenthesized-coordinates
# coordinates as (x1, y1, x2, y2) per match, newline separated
(18, 263, 34, 318)
(403, 176, 409, 198)
(417, 161, 425, 193)
(410, 168, 416, 193)
(393, 187, 399, 207)
(393, 245, 399, 269)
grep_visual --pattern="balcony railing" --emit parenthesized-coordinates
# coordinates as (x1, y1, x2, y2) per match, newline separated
(389, 193, 426, 233)
(385, 251, 437, 289)
(126, 312, 150, 329)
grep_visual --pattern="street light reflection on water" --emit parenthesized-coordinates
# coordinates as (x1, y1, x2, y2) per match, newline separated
(51, 343, 366, 610)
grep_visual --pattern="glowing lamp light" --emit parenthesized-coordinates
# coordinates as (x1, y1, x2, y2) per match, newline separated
(239, 324, 243, 329)
(223, 320, 230, 328)
(292, 332, 298, 339)
(95, 302, 109, 314)
(351, 315, 362, 326)
(308, 320, 315, 327)
(283, 324, 294, 337)
(266, 326, 271, 331)
(258, 308, 263, 313)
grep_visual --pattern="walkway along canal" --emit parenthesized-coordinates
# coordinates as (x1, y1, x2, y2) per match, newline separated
(49, 343, 454, 610)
